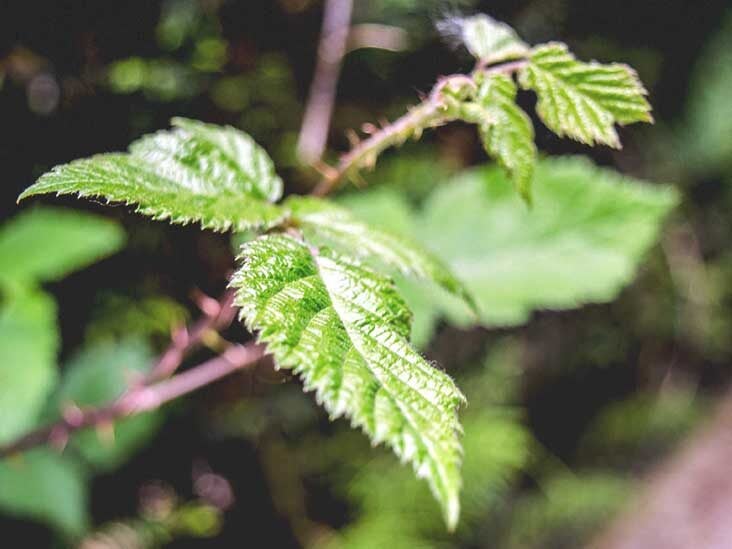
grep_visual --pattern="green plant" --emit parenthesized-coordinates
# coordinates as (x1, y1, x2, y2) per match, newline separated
(4, 13, 676, 532)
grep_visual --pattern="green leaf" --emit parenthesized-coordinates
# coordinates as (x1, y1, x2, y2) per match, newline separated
(477, 74, 537, 202)
(19, 118, 286, 232)
(416, 157, 678, 327)
(231, 234, 465, 528)
(519, 42, 652, 147)
(0, 449, 88, 538)
(286, 195, 476, 312)
(48, 338, 163, 471)
(0, 207, 124, 288)
(0, 289, 58, 444)
(683, 11, 732, 173)
(455, 14, 529, 64)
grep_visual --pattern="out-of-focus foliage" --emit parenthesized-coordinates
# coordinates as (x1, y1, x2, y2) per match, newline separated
(79, 486, 222, 549)
(0, 208, 123, 444)
(45, 339, 163, 471)
(0, 450, 88, 538)
(319, 341, 531, 549)
(343, 157, 677, 339)
(683, 11, 732, 175)
(0, 208, 124, 289)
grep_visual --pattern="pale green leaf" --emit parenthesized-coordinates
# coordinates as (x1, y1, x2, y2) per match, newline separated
(0, 289, 58, 445)
(416, 157, 678, 327)
(231, 234, 465, 528)
(0, 207, 124, 288)
(519, 42, 652, 147)
(286, 195, 475, 312)
(456, 14, 529, 64)
(19, 118, 286, 232)
(0, 449, 88, 538)
(683, 10, 732, 173)
(48, 338, 163, 471)
(477, 74, 537, 202)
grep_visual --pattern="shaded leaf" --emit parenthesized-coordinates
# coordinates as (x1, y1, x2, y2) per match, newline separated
(19, 118, 286, 232)
(0, 449, 88, 539)
(48, 338, 163, 471)
(231, 234, 465, 528)
(0, 207, 124, 288)
(519, 42, 652, 147)
(0, 289, 58, 444)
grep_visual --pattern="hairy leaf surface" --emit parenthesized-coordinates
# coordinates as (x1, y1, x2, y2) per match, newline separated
(231, 234, 464, 528)
(454, 14, 529, 64)
(19, 118, 286, 231)
(0, 207, 124, 288)
(0, 290, 58, 445)
(418, 157, 678, 326)
(287, 195, 475, 311)
(477, 74, 537, 202)
(519, 43, 652, 147)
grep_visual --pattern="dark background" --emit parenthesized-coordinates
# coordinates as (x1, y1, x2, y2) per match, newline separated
(1, 0, 731, 547)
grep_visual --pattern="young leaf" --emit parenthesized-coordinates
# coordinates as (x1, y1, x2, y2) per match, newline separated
(231, 234, 465, 528)
(0, 289, 58, 445)
(0, 449, 88, 538)
(476, 74, 537, 202)
(451, 14, 529, 65)
(416, 157, 678, 327)
(0, 207, 124, 289)
(286, 195, 475, 312)
(19, 118, 286, 232)
(519, 42, 652, 147)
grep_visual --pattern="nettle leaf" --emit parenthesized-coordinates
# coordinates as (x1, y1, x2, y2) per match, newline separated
(231, 234, 465, 528)
(519, 42, 652, 147)
(286, 195, 475, 312)
(477, 74, 537, 202)
(417, 157, 678, 327)
(19, 118, 286, 232)
(0, 207, 124, 289)
(0, 289, 58, 445)
(454, 14, 529, 64)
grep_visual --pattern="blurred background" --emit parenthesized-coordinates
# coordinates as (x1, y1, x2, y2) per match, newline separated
(1, 0, 732, 547)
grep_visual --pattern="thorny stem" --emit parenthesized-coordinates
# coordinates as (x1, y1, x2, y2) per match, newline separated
(0, 344, 266, 458)
(312, 58, 528, 197)
(0, 56, 529, 459)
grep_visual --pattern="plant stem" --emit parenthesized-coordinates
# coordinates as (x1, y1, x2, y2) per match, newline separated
(296, 0, 354, 164)
(312, 59, 528, 197)
(0, 344, 266, 458)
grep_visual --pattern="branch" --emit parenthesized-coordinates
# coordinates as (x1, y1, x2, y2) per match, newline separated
(312, 59, 527, 197)
(0, 343, 266, 458)
(296, 0, 354, 165)
(147, 288, 237, 382)
(590, 390, 732, 549)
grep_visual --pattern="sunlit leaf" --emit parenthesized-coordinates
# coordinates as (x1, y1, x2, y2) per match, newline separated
(287, 195, 475, 312)
(519, 42, 652, 147)
(19, 118, 286, 232)
(231, 234, 465, 528)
